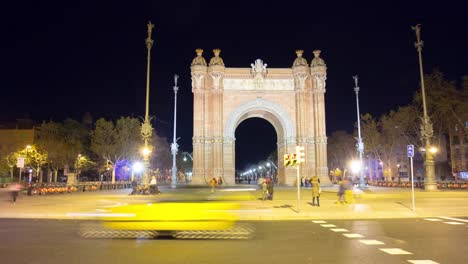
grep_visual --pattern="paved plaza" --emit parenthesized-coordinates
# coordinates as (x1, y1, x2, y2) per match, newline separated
(1, 185, 467, 220)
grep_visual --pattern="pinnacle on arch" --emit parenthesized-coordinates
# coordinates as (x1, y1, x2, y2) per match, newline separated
(209, 49, 224, 66)
(293, 49, 308, 67)
(191, 48, 207, 66)
(311, 50, 326, 67)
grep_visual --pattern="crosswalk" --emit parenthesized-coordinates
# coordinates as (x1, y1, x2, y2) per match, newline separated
(423, 216, 468, 227)
(310, 216, 468, 264)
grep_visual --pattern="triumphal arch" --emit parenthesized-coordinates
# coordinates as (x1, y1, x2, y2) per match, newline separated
(190, 49, 329, 186)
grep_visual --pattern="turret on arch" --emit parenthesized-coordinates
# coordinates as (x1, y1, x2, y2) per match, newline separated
(191, 49, 330, 186)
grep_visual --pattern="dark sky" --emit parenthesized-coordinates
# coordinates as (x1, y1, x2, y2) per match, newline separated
(2, 1, 467, 170)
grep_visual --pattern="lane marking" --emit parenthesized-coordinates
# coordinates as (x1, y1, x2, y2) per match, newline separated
(343, 233, 364, 238)
(439, 216, 468, 223)
(330, 228, 349, 232)
(407, 260, 439, 264)
(379, 248, 412, 255)
(442, 221, 464, 225)
(423, 218, 442, 221)
(359, 240, 384, 245)
(312, 220, 326, 223)
(320, 224, 336, 227)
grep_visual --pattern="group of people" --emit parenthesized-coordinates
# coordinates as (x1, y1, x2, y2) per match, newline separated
(209, 177, 223, 192)
(259, 178, 274, 200)
(130, 175, 160, 195)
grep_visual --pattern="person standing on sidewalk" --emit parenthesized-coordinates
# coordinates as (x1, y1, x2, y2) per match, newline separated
(311, 175, 321, 206)
(10, 183, 22, 204)
(266, 178, 274, 200)
(210, 177, 217, 192)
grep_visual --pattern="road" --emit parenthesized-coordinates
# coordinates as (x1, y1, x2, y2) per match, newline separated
(1, 217, 466, 264)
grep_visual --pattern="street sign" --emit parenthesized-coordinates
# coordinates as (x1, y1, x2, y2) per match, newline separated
(407, 145, 414, 158)
(17, 157, 25, 168)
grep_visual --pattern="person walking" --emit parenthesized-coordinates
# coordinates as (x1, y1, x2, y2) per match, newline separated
(336, 180, 346, 204)
(149, 176, 159, 195)
(10, 183, 22, 204)
(260, 178, 268, 200)
(131, 179, 138, 195)
(266, 178, 274, 200)
(210, 177, 217, 192)
(311, 175, 321, 206)
(217, 177, 223, 186)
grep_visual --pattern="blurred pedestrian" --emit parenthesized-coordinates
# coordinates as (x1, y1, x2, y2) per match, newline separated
(131, 179, 138, 195)
(336, 180, 346, 204)
(266, 178, 274, 200)
(10, 183, 22, 204)
(210, 177, 217, 192)
(217, 176, 223, 186)
(260, 179, 268, 200)
(311, 175, 321, 206)
(149, 176, 159, 195)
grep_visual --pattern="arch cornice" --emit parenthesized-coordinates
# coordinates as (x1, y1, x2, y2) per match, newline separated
(224, 98, 295, 140)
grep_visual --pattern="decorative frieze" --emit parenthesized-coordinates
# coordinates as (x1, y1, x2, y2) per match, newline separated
(223, 78, 294, 90)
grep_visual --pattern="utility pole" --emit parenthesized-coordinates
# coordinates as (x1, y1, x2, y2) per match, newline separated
(171, 75, 180, 189)
(412, 24, 437, 191)
(141, 21, 155, 186)
(353, 75, 366, 189)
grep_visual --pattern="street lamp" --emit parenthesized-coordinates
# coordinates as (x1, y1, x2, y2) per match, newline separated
(132, 161, 143, 181)
(412, 24, 437, 191)
(353, 75, 366, 188)
(171, 74, 180, 189)
(140, 21, 155, 186)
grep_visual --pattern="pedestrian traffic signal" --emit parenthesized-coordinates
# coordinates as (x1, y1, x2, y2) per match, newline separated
(283, 154, 298, 167)
(296, 146, 305, 164)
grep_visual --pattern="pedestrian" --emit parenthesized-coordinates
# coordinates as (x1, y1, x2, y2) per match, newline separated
(336, 180, 346, 204)
(217, 176, 223, 186)
(311, 175, 321, 206)
(10, 183, 22, 204)
(210, 177, 217, 192)
(260, 179, 268, 200)
(131, 179, 138, 195)
(266, 178, 274, 200)
(301, 177, 305, 187)
(149, 176, 159, 195)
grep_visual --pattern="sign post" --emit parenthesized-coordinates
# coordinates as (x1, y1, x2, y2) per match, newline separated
(17, 157, 24, 183)
(407, 145, 415, 211)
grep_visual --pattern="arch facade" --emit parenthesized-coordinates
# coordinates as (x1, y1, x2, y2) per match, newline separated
(190, 49, 330, 186)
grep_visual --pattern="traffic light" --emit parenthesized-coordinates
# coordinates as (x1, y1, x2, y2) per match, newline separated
(284, 154, 298, 167)
(283, 154, 291, 166)
(295, 146, 305, 164)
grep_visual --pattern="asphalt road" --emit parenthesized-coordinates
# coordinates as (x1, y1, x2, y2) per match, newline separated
(1, 217, 466, 264)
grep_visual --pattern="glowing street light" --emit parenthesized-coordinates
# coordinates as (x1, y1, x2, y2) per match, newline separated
(350, 160, 362, 175)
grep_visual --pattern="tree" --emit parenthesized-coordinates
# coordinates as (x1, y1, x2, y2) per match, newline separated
(327, 130, 355, 174)
(91, 117, 141, 183)
(36, 119, 89, 182)
(13, 145, 48, 183)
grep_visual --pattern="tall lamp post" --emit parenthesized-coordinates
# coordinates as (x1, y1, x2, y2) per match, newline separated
(140, 21, 155, 186)
(171, 75, 180, 189)
(412, 24, 437, 191)
(353, 75, 366, 189)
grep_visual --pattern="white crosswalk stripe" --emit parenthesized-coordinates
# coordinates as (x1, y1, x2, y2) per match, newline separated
(330, 228, 349, 232)
(343, 233, 364, 238)
(379, 248, 412, 255)
(359, 240, 384, 245)
(312, 220, 326, 223)
(407, 260, 439, 264)
(320, 224, 336, 227)
(443, 221, 464, 225)
(423, 218, 442, 221)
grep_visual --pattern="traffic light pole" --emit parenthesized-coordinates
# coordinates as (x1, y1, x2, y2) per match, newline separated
(296, 164, 301, 213)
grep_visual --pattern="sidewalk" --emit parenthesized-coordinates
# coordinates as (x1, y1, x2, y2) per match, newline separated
(1, 185, 467, 220)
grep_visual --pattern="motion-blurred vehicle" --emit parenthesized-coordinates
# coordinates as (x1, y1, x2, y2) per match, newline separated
(80, 201, 254, 240)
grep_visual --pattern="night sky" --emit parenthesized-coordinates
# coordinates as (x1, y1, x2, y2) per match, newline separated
(2, 1, 467, 170)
